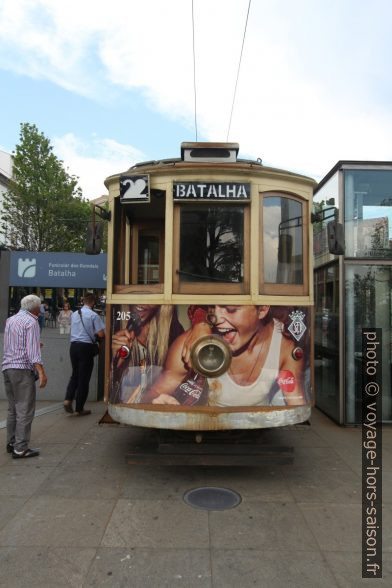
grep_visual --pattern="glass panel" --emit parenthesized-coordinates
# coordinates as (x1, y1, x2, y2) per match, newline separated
(345, 265, 392, 424)
(137, 232, 160, 284)
(314, 264, 340, 421)
(313, 171, 339, 267)
(113, 189, 165, 289)
(263, 196, 303, 284)
(179, 206, 244, 283)
(345, 170, 392, 258)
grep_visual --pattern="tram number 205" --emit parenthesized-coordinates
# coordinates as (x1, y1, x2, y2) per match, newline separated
(116, 311, 132, 321)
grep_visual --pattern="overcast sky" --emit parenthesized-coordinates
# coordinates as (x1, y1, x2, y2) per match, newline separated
(0, 0, 391, 199)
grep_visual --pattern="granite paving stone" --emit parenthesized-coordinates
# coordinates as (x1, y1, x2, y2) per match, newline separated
(300, 503, 392, 553)
(0, 497, 28, 532)
(82, 423, 148, 446)
(101, 499, 209, 549)
(84, 547, 212, 588)
(284, 467, 361, 503)
(0, 496, 116, 547)
(323, 551, 392, 587)
(120, 466, 211, 501)
(33, 414, 102, 444)
(41, 465, 127, 500)
(291, 446, 351, 470)
(211, 549, 339, 587)
(0, 465, 54, 497)
(0, 546, 97, 588)
(209, 501, 316, 550)
(202, 465, 295, 503)
(298, 504, 363, 552)
(60, 438, 134, 468)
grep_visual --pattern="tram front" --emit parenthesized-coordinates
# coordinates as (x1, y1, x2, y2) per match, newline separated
(103, 142, 315, 430)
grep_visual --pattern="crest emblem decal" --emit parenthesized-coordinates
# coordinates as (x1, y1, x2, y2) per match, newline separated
(288, 310, 306, 341)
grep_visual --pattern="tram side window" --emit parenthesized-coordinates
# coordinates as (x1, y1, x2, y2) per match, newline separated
(113, 192, 165, 294)
(261, 194, 308, 295)
(173, 204, 249, 294)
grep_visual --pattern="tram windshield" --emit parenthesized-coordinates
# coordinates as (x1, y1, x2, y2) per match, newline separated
(178, 205, 244, 283)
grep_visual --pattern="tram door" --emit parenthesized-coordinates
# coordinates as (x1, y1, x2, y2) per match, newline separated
(131, 223, 164, 285)
(113, 188, 165, 294)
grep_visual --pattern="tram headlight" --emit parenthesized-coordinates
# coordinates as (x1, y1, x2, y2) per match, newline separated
(190, 335, 231, 378)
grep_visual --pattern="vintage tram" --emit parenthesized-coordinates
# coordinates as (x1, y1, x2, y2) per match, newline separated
(97, 142, 315, 430)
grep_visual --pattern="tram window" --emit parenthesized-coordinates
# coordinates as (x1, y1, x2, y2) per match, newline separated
(113, 191, 165, 294)
(261, 194, 308, 295)
(133, 225, 164, 286)
(138, 232, 160, 284)
(173, 205, 249, 294)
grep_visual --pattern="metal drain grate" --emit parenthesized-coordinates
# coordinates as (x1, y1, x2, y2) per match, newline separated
(183, 486, 242, 511)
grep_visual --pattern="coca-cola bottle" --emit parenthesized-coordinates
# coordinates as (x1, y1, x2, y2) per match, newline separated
(172, 370, 208, 406)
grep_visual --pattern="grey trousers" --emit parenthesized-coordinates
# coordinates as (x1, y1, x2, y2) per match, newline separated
(3, 369, 36, 452)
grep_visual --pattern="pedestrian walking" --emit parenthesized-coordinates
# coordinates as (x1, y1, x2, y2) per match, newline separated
(2, 294, 48, 458)
(58, 302, 72, 335)
(64, 293, 105, 416)
(38, 302, 46, 331)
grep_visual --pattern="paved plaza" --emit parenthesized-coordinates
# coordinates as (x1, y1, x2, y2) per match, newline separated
(0, 400, 391, 587)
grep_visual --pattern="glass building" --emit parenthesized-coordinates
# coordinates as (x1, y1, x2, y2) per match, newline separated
(314, 162, 392, 425)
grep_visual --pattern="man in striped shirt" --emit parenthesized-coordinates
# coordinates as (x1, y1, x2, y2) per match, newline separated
(2, 294, 48, 458)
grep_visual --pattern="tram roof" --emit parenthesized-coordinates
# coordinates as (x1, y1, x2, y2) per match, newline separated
(105, 156, 316, 187)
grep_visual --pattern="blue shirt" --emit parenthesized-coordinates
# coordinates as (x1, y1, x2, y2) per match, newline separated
(70, 306, 105, 343)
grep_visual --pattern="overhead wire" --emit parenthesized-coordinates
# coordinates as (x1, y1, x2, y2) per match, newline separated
(226, 0, 252, 141)
(191, 0, 198, 141)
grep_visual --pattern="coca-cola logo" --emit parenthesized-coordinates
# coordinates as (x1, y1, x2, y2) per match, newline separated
(179, 382, 202, 399)
(277, 370, 296, 393)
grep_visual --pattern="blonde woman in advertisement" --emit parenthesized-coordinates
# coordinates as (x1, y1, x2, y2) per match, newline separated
(111, 305, 184, 404)
(143, 305, 307, 407)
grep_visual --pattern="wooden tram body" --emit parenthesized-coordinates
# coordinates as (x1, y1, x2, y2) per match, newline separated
(102, 142, 316, 430)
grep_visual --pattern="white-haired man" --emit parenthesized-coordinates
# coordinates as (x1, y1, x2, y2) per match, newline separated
(2, 294, 47, 458)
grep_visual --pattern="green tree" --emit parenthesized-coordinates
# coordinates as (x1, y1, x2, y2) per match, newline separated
(0, 123, 91, 251)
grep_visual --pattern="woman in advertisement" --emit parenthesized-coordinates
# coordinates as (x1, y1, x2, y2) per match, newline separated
(141, 305, 307, 407)
(111, 305, 184, 404)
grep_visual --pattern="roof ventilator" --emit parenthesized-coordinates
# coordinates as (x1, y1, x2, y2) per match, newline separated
(181, 142, 239, 163)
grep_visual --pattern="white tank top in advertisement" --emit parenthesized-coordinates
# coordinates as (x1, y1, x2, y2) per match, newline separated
(208, 319, 285, 406)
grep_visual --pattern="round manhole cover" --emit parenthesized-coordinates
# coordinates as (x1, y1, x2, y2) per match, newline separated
(183, 486, 242, 511)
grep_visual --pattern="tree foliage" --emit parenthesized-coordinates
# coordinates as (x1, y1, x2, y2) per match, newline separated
(0, 123, 91, 251)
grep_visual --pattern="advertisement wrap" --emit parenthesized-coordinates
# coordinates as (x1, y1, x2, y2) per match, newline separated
(110, 305, 311, 408)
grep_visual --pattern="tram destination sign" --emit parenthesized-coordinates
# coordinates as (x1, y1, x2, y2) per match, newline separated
(173, 181, 250, 201)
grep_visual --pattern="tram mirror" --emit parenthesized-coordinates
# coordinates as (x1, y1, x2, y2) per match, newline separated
(85, 221, 103, 255)
(327, 220, 345, 255)
(278, 233, 293, 263)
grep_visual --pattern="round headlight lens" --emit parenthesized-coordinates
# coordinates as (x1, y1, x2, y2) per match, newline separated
(190, 335, 231, 377)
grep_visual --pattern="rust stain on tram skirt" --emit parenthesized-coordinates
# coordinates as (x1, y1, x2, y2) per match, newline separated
(109, 404, 311, 431)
